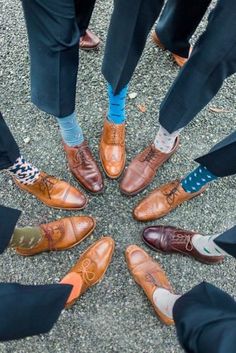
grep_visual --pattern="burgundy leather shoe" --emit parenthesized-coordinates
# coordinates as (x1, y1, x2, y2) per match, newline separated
(142, 226, 224, 265)
(79, 29, 100, 50)
(63, 141, 104, 194)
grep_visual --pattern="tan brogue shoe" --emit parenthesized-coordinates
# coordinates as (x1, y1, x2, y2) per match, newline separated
(14, 172, 87, 210)
(100, 118, 126, 179)
(152, 31, 192, 67)
(15, 216, 96, 256)
(60, 237, 115, 308)
(125, 245, 174, 325)
(120, 138, 179, 196)
(133, 180, 206, 221)
(63, 141, 104, 194)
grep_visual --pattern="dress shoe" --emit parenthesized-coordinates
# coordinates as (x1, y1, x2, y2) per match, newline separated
(63, 141, 104, 194)
(142, 226, 224, 265)
(125, 245, 174, 325)
(100, 118, 126, 179)
(152, 31, 192, 67)
(79, 29, 100, 50)
(15, 216, 96, 256)
(133, 179, 206, 221)
(60, 237, 115, 308)
(14, 172, 87, 210)
(120, 139, 179, 196)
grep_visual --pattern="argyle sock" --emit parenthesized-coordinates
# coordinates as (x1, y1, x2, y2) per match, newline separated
(153, 288, 181, 319)
(181, 165, 218, 193)
(154, 125, 181, 153)
(56, 111, 84, 147)
(192, 233, 229, 257)
(107, 84, 128, 124)
(10, 227, 43, 249)
(8, 156, 40, 185)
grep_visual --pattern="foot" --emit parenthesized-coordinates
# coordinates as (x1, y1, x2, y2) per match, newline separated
(125, 245, 174, 325)
(133, 179, 206, 221)
(14, 171, 87, 210)
(79, 29, 100, 51)
(120, 139, 179, 196)
(142, 226, 224, 265)
(100, 118, 126, 179)
(14, 216, 96, 256)
(152, 31, 191, 67)
(63, 140, 104, 194)
(60, 237, 115, 308)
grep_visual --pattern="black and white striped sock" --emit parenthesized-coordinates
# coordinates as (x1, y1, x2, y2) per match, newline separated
(8, 156, 40, 185)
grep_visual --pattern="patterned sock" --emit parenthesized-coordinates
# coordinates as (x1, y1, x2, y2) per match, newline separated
(56, 111, 84, 147)
(153, 288, 181, 319)
(8, 156, 40, 185)
(10, 227, 43, 249)
(154, 125, 181, 153)
(192, 233, 229, 256)
(107, 84, 128, 124)
(181, 165, 218, 193)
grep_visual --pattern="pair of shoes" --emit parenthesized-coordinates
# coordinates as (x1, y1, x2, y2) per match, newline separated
(152, 31, 192, 67)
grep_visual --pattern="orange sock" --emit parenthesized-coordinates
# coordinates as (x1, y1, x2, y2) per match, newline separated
(60, 272, 83, 307)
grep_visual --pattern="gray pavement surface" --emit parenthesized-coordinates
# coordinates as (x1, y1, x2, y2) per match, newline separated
(0, 1, 236, 352)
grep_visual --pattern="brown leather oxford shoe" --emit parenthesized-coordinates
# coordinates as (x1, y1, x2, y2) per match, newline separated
(125, 245, 174, 325)
(60, 237, 115, 308)
(100, 118, 126, 179)
(63, 141, 104, 194)
(14, 172, 87, 210)
(15, 216, 96, 256)
(120, 139, 179, 196)
(152, 31, 192, 67)
(142, 226, 224, 265)
(79, 29, 100, 50)
(133, 179, 206, 221)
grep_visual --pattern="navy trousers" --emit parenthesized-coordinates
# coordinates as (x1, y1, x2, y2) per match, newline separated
(156, 0, 211, 58)
(21, 0, 96, 117)
(174, 282, 236, 353)
(103, 0, 236, 132)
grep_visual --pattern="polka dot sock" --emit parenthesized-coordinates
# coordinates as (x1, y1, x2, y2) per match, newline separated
(181, 165, 218, 193)
(107, 84, 128, 124)
(192, 233, 229, 257)
(8, 156, 40, 185)
(153, 288, 181, 319)
(154, 125, 181, 153)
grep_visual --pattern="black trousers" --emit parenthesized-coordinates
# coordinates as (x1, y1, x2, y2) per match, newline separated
(174, 282, 236, 353)
(21, 0, 96, 117)
(103, 0, 236, 133)
(155, 0, 211, 58)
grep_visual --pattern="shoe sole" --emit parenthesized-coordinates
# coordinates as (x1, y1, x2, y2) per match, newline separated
(79, 42, 100, 51)
(15, 219, 96, 257)
(65, 238, 115, 309)
(142, 235, 224, 265)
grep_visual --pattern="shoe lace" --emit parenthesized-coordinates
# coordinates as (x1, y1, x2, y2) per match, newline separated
(39, 175, 57, 199)
(140, 145, 160, 163)
(162, 181, 181, 206)
(171, 233, 193, 252)
(74, 143, 92, 167)
(41, 222, 64, 250)
(76, 258, 96, 283)
(110, 124, 124, 145)
(145, 270, 169, 291)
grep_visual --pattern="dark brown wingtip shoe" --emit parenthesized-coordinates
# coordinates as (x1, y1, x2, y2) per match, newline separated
(120, 138, 179, 196)
(125, 245, 174, 325)
(100, 118, 126, 179)
(142, 226, 224, 265)
(14, 172, 87, 210)
(63, 141, 104, 194)
(15, 216, 96, 256)
(133, 180, 206, 221)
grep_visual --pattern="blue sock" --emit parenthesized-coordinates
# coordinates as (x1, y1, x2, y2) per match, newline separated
(56, 112, 84, 147)
(181, 165, 218, 193)
(107, 84, 128, 124)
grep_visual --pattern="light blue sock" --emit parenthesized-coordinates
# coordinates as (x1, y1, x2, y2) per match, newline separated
(107, 84, 128, 124)
(181, 165, 218, 193)
(56, 112, 84, 147)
